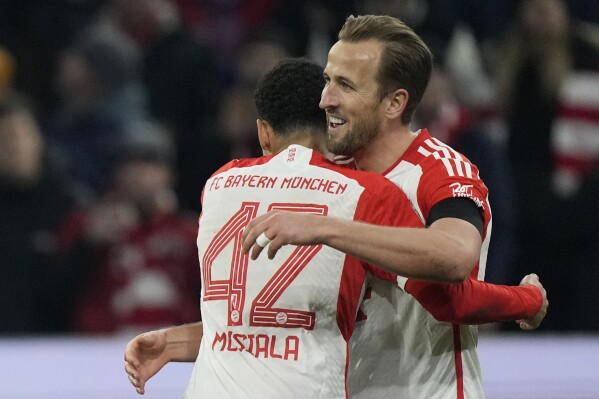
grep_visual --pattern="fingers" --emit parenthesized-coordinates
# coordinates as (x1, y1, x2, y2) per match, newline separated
(518, 320, 535, 330)
(249, 233, 285, 260)
(519, 273, 539, 286)
(266, 237, 286, 260)
(242, 212, 282, 259)
(517, 316, 538, 330)
(124, 362, 145, 394)
(255, 232, 272, 248)
(251, 232, 274, 260)
(246, 228, 273, 260)
(241, 210, 299, 260)
(124, 343, 141, 365)
(250, 241, 266, 260)
(124, 335, 151, 394)
(124, 361, 137, 376)
(241, 214, 272, 255)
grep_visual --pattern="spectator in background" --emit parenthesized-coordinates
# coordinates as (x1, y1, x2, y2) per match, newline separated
(0, 0, 107, 116)
(413, 66, 515, 286)
(219, 33, 292, 159)
(413, 0, 515, 61)
(492, 0, 599, 330)
(171, 0, 356, 65)
(0, 92, 86, 334)
(105, 0, 230, 212)
(357, 0, 430, 35)
(270, 0, 357, 64)
(170, 0, 281, 66)
(44, 29, 146, 192)
(55, 122, 200, 334)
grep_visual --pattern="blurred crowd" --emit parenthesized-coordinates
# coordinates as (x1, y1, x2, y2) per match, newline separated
(1, 0, 598, 335)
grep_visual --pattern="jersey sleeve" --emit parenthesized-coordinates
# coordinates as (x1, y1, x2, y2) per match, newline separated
(417, 154, 490, 225)
(353, 177, 424, 283)
(404, 277, 543, 324)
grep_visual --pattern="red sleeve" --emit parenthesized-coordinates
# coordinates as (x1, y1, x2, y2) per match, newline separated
(417, 154, 490, 232)
(354, 176, 424, 283)
(404, 277, 542, 324)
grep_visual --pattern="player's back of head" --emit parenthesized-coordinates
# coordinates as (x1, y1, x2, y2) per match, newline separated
(254, 58, 326, 138)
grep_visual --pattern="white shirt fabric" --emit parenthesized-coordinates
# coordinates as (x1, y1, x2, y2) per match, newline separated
(348, 130, 491, 399)
(185, 145, 420, 398)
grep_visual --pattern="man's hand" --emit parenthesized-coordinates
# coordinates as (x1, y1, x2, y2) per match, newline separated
(516, 273, 548, 330)
(124, 330, 170, 395)
(241, 210, 325, 260)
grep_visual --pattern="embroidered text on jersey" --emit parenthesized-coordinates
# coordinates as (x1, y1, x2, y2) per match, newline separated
(208, 174, 348, 195)
(450, 182, 484, 208)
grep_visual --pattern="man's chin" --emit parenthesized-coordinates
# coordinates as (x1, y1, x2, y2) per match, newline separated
(326, 141, 350, 156)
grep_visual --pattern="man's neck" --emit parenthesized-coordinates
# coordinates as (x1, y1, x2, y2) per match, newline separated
(275, 134, 328, 157)
(353, 125, 418, 174)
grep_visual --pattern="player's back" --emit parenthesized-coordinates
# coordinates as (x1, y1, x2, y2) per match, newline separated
(185, 144, 411, 399)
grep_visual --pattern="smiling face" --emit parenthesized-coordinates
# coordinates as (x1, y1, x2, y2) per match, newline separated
(320, 40, 387, 157)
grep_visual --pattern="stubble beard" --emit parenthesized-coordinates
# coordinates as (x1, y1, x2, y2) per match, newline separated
(326, 114, 381, 157)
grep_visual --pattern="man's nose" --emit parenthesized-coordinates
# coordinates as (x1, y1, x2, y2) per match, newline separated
(320, 84, 336, 110)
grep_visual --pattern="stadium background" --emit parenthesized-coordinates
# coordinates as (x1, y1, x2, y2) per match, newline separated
(1, 0, 598, 397)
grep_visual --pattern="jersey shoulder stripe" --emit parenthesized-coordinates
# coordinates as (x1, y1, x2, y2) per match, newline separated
(417, 137, 474, 179)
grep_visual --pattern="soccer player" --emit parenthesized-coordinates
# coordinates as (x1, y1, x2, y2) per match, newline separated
(125, 58, 425, 398)
(241, 15, 548, 399)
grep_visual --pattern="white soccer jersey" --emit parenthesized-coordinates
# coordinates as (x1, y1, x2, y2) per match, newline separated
(348, 129, 492, 399)
(184, 145, 422, 399)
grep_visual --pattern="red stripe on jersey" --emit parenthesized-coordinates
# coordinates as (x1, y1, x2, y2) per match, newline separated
(381, 128, 474, 178)
(453, 324, 465, 399)
(336, 256, 368, 341)
(334, 175, 373, 341)
(337, 257, 366, 399)
(344, 341, 350, 399)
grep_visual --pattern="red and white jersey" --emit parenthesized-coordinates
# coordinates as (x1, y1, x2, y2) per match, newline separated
(184, 145, 422, 399)
(348, 129, 492, 399)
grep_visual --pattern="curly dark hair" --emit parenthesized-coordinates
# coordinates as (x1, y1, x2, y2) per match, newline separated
(254, 58, 326, 137)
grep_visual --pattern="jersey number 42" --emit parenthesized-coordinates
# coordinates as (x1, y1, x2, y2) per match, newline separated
(202, 202, 327, 330)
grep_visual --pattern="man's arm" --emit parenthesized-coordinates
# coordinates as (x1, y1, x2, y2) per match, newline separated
(405, 274, 548, 328)
(241, 210, 480, 283)
(124, 322, 203, 395)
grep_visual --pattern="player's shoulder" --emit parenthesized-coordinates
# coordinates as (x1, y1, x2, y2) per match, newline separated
(209, 155, 274, 178)
(320, 158, 401, 195)
(413, 131, 472, 164)
(408, 130, 481, 181)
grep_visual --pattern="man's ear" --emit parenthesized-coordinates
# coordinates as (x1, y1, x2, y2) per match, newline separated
(385, 88, 409, 121)
(256, 119, 273, 155)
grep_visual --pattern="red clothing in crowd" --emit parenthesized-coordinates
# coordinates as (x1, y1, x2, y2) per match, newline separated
(57, 209, 201, 333)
